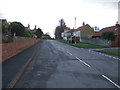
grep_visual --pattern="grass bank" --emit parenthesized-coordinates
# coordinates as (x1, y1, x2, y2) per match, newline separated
(58, 39, 105, 48)
(99, 49, 120, 56)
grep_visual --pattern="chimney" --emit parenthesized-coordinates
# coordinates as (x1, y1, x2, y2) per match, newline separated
(34, 25, 37, 29)
(28, 24, 30, 28)
(116, 21, 120, 26)
(82, 22, 85, 26)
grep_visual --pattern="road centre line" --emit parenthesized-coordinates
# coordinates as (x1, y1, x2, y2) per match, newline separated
(102, 75, 120, 88)
(66, 51, 73, 55)
(75, 57, 91, 67)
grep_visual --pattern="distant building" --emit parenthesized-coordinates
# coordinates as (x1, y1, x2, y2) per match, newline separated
(61, 23, 94, 43)
(92, 23, 120, 47)
(25, 24, 31, 31)
(42, 34, 51, 39)
(77, 24, 94, 38)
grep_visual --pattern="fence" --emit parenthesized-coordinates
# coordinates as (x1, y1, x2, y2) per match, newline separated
(1, 37, 40, 62)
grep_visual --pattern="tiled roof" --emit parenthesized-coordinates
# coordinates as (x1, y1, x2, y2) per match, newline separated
(93, 25, 120, 37)
(93, 32, 100, 36)
(77, 24, 90, 31)
(65, 29, 77, 33)
(65, 24, 92, 33)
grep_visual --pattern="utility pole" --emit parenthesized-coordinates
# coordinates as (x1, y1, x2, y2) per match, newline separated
(74, 17, 76, 44)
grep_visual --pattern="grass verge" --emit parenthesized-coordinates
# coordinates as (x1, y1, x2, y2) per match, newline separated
(99, 49, 120, 56)
(58, 39, 105, 48)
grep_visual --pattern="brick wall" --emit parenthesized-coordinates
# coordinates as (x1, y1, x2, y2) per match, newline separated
(111, 33, 120, 47)
(1, 37, 40, 62)
(0, 44, 2, 62)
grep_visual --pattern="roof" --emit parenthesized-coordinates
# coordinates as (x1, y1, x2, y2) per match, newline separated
(93, 32, 100, 37)
(93, 24, 120, 37)
(77, 24, 91, 31)
(65, 24, 92, 33)
(65, 29, 77, 33)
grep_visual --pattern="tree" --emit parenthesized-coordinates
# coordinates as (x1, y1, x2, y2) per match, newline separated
(102, 31, 116, 41)
(94, 26, 100, 31)
(8, 22, 25, 37)
(55, 19, 66, 39)
(55, 26, 61, 39)
(2, 20, 9, 34)
(24, 30, 33, 37)
(35, 28, 43, 38)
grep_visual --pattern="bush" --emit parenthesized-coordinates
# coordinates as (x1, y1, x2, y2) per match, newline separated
(102, 31, 116, 41)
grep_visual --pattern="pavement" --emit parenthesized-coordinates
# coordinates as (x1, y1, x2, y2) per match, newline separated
(2, 42, 40, 88)
(88, 47, 120, 58)
(88, 47, 120, 51)
(2, 40, 120, 88)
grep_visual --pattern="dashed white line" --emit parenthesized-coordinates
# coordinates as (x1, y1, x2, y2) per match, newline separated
(66, 51, 73, 55)
(104, 54, 109, 57)
(108, 56, 112, 58)
(75, 57, 91, 67)
(102, 75, 120, 88)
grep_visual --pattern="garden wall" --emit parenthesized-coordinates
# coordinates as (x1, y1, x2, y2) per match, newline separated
(1, 37, 40, 62)
(80, 38, 110, 47)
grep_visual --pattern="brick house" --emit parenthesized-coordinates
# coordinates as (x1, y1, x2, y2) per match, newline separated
(77, 24, 94, 38)
(92, 24, 120, 47)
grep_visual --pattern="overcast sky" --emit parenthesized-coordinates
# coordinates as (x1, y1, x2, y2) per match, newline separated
(0, 0, 119, 37)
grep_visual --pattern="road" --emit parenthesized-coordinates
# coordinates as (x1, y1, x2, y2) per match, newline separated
(3, 40, 120, 88)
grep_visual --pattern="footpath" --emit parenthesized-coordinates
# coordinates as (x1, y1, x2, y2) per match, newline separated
(88, 47, 120, 58)
(88, 47, 120, 51)
(2, 42, 41, 88)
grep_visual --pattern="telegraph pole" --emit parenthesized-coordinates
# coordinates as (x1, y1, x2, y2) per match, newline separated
(74, 17, 76, 44)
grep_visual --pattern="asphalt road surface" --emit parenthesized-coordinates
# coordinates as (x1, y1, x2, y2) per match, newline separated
(3, 40, 120, 88)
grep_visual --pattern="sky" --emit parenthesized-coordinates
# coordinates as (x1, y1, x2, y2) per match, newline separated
(0, 0, 119, 37)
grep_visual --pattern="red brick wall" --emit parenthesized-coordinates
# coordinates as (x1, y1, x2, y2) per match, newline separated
(111, 34, 120, 47)
(0, 44, 2, 62)
(1, 37, 40, 62)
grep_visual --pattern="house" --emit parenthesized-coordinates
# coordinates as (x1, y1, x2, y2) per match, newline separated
(77, 24, 94, 38)
(42, 34, 51, 39)
(92, 31, 100, 38)
(92, 23, 120, 47)
(61, 23, 94, 43)
(61, 29, 80, 43)
(61, 29, 71, 40)
(25, 24, 31, 31)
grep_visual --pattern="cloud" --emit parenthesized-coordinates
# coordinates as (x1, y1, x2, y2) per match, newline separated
(83, 0, 119, 10)
(101, 2, 118, 10)
(0, 12, 4, 18)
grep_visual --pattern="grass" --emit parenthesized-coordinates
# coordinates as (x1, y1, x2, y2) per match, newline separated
(70, 43, 105, 48)
(58, 39, 69, 44)
(58, 39, 105, 48)
(99, 49, 120, 56)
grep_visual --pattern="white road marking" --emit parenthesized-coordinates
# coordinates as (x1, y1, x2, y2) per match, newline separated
(60, 47, 64, 51)
(75, 57, 91, 67)
(102, 75, 120, 88)
(91, 51, 120, 61)
(104, 55, 108, 57)
(112, 57, 117, 59)
(108, 56, 112, 58)
(67, 51, 72, 55)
